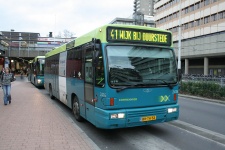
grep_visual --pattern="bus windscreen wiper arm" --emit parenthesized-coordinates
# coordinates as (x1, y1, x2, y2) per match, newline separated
(116, 86, 135, 92)
(145, 78, 173, 89)
(116, 84, 149, 92)
(116, 80, 173, 92)
(155, 79, 173, 89)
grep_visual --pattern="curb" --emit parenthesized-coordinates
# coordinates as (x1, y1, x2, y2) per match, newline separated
(54, 104, 101, 150)
(179, 94, 225, 105)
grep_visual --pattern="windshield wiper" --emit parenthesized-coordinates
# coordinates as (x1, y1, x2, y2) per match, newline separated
(116, 83, 154, 92)
(147, 78, 174, 89)
(116, 85, 137, 92)
(115, 79, 174, 92)
(159, 79, 174, 89)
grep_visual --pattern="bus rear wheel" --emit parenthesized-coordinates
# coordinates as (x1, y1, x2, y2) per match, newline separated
(72, 97, 83, 122)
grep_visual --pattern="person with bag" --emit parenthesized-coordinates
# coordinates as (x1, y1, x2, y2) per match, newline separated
(1, 67, 15, 105)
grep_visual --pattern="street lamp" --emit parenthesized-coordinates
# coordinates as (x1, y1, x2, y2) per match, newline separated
(178, 0, 182, 74)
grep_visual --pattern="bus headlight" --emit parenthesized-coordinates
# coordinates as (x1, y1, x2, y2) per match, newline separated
(168, 108, 177, 113)
(110, 113, 125, 119)
(37, 79, 42, 84)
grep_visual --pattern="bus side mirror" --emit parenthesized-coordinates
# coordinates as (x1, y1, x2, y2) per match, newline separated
(92, 51, 99, 67)
(95, 43, 100, 50)
(92, 38, 101, 67)
(92, 38, 100, 51)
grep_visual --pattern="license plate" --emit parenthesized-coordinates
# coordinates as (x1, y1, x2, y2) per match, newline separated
(141, 116, 157, 122)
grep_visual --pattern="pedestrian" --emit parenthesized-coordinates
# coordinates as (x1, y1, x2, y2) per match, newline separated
(1, 67, 15, 105)
(0, 68, 5, 86)
(0, 68, 5, 76)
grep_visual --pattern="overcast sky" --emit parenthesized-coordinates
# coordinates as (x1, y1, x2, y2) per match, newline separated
(0, 0, 134, 37)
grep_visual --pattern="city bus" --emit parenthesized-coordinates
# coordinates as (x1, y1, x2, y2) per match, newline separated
(44, 24, 179, 129)
(28, 56, 45, 88)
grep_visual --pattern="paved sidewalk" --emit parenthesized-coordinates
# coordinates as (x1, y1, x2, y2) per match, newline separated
(0, 78, 100, 150)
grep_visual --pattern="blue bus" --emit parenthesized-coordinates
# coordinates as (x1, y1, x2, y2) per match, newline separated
(44, 24, 179, 129)
(28, 56, 45, 88)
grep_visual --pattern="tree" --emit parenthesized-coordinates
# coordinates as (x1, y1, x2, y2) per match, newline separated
(55, 30, 75, 38)
(55, 32, 62, 38)
(63, 30, 75, 38)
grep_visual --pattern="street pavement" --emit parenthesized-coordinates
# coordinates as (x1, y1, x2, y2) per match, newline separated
(179, 94, 225, 104)
(0, 76, 100, 150)
(1, 76, 224, 150)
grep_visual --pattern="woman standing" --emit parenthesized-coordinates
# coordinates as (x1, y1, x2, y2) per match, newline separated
(1, 67, 15, 105)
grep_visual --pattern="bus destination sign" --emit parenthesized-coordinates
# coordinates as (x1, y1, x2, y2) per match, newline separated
(107, 27, 172, 46)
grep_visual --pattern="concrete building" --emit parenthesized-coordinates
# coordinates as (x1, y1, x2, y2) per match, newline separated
(0, 30, 74, 72)
(134, 0, 155, 16)
(110, 0, 156, 27)
(0, 32, 8, 69)
(155, 0, 225, 76)
(109, 16, 155, 27)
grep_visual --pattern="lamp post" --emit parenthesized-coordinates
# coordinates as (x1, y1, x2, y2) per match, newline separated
(178, 0, 182, 74)
(19, 33, 22, 57)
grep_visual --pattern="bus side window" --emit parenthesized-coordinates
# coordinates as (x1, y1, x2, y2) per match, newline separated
(85, 50, 93, 83)
(67, 49, 82, 79)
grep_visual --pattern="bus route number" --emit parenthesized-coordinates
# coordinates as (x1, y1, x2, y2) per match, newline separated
(107, 27, 171, 46)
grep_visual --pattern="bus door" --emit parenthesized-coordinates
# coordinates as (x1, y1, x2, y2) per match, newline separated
(58, 51, 67, 104)
(84, 48, 95, 123)
(52, 54, 59, 99)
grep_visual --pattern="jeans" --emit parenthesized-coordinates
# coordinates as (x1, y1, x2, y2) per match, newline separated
(2, 85, 11, 105)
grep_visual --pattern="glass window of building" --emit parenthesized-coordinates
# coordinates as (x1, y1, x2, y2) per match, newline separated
(211, 14, 217, 21)
(195, 2, 200, 10)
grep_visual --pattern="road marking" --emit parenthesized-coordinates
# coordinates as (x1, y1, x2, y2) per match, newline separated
(179, 94, 225, 105)
(119, 127, 180, 150)
(169, 120, 225, 146)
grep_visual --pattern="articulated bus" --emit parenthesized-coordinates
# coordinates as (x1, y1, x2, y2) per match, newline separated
(28, 56, 45, 88)
(44, 24, 179, 129)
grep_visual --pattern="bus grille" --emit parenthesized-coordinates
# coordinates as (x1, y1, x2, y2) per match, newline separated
(126, 108, 167, 127)
(127, 108, 167, 118)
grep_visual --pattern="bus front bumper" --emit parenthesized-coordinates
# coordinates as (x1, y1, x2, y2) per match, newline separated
(94, 104, 179, 129)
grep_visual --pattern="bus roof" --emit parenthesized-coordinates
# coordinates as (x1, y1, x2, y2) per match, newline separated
(45, 24, 172, 58)
(33, 56, 45, 62)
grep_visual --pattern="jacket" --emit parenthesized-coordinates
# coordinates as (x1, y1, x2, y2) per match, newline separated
(1, 73, 14, 86)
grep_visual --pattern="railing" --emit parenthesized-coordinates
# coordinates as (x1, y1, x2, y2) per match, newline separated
(5, 47, 53, 57)
(182, 74, 225, 87)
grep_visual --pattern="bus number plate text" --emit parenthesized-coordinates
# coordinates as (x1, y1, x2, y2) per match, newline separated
(141, 116, 157, 122)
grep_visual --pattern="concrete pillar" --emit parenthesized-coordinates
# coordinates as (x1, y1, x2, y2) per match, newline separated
(185, 59, 189, 74)
(204, 57, 208, 75)
(4, 57, 9, 68)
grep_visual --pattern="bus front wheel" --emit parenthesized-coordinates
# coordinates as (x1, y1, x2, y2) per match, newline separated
(72, 97, 83, 122)
(49, 85, 54, 99)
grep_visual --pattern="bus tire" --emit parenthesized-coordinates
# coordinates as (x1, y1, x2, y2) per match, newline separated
(72, 96, 83, 122)
(49, 85, 54, 99)
(34, 78, 36, 86)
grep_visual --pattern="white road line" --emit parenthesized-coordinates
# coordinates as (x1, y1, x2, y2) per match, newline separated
(169, 120, 225, 146)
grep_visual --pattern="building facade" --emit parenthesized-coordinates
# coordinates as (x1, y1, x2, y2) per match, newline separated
(110, 0, 156, 27)
(0, 32, 8, 69)
(0, 30, 74, 72)
(155, 0, 225, 76)
(109, 17, 155, 27)
(134, 0, 155, 16)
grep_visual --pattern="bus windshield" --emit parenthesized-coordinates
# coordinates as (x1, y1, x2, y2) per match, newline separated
(37, 58, 45, 75)
(107, 46, 177, 87)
